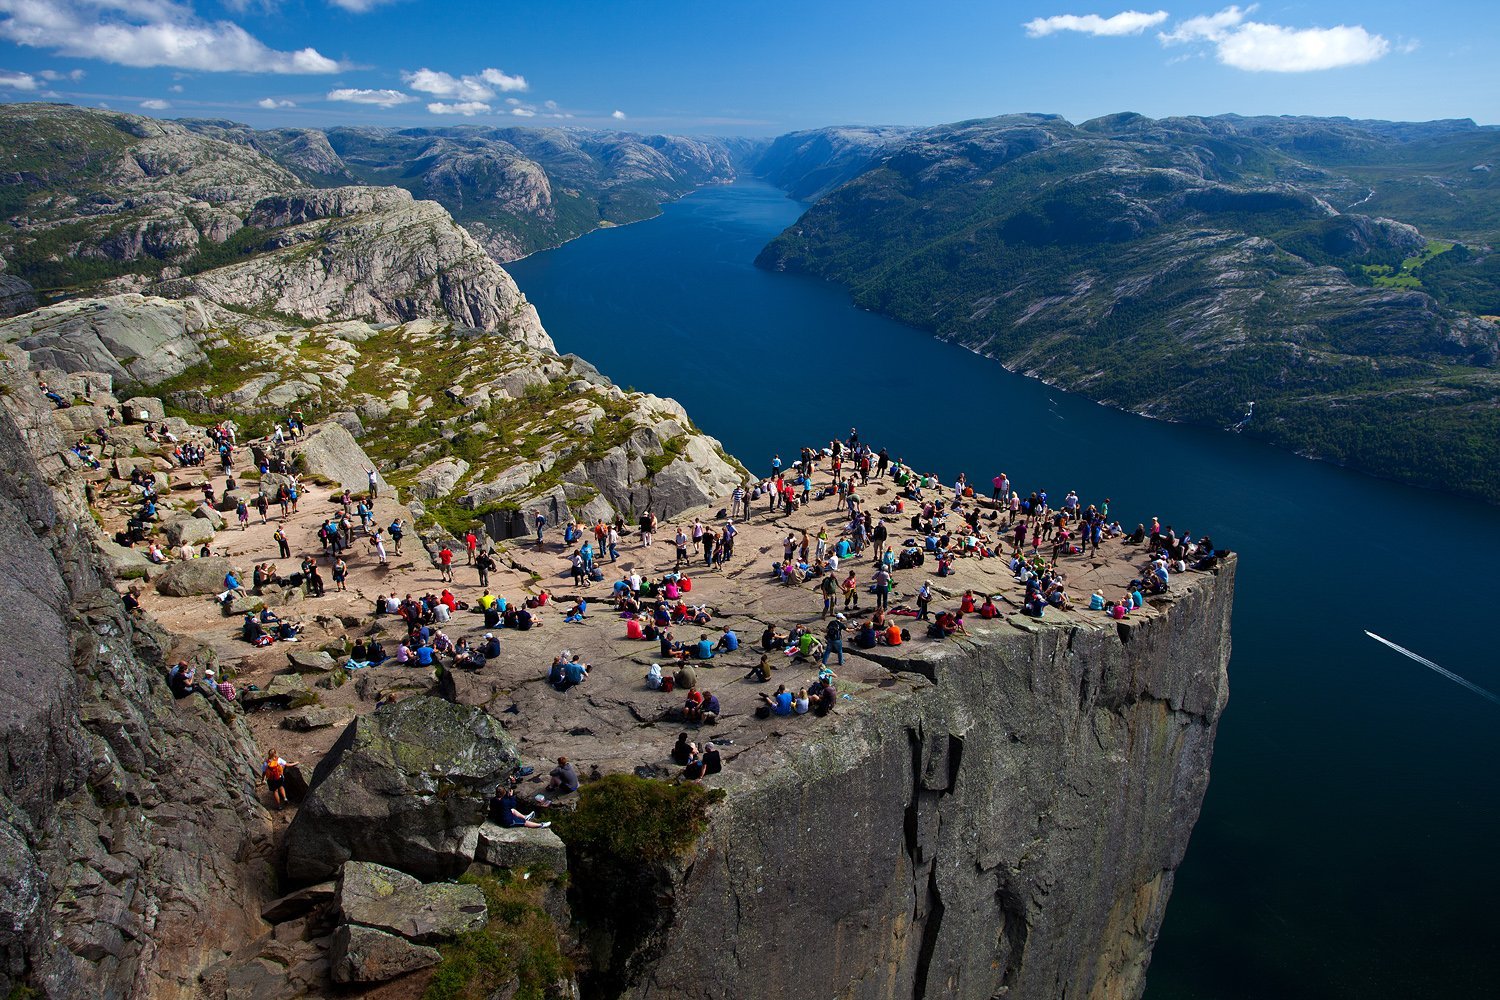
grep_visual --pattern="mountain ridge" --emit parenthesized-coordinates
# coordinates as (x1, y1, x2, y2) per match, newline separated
(753, 112, 1500, 503)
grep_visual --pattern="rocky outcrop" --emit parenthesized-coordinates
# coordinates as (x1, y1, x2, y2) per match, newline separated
(155, 555, 237, 597)
(0, 256, 35, 318)
(157, 191, 552, 349)
(295, 422, 389, 495)
(283, 696, 520, 882)
(0, 294, 214, 385)
(615, 561, 1235, 1000)
(329, 924, 440, 984)
(0, 359, 273, 1000)
(336, 861, 487, 942)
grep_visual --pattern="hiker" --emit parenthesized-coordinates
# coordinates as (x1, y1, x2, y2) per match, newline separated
(262, 750, 299, 809)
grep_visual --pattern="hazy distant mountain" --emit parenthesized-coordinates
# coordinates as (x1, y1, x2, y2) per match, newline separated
(757, 113, 1500, 502)
(749, 125, 916, 201)
(316, 125, 743, 260)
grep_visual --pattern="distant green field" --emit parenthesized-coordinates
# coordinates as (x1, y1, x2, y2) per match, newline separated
(1358, 239, 1454, 288)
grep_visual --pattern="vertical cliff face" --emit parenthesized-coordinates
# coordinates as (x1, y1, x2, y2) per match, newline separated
(624, 560, 1233, 1000)
(0, 366, 274, 1000)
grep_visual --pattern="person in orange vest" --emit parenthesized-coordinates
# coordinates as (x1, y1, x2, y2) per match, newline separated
(262, 749, 299, 809)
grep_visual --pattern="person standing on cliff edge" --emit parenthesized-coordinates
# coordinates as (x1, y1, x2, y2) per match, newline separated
(366, 467, 378, 501)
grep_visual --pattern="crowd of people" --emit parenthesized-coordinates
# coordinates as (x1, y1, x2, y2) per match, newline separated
(116, 408, 1226, 804)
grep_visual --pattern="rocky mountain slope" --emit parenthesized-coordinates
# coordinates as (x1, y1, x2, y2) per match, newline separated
(0, 105, 548, 347)
(0, 359, 276, 1000)
(756, 113, 1500, 503)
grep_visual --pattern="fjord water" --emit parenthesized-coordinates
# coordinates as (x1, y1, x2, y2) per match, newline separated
(507, 182, 1500, 998)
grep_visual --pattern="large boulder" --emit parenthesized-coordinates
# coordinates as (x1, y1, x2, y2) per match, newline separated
(282, 697, 520, 882)
(296, 422, 389, 495)
(281, 705, 348, 731)
(193, 502, 226, 530)
(160, 513, 216, 548)
(285, 649, 338, 674)
(475, 823, 569, 875)
(155, 555, 236, 596)
(337, 861, 487, 942)
(239, 673, 311, 711)
(329, 924, 440, 985)
(96, 538, 156, 581)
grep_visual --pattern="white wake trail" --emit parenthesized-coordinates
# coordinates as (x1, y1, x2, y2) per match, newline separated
(1365, 631, 1500, 707)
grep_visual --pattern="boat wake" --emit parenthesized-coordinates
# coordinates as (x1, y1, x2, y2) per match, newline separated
(1365, 631, 1500, 706)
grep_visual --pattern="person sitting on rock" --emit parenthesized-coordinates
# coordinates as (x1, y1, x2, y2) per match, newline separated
(702, 742, 723, 775)
(700, 690, 720, 725)
(168, 661, 196, 698)
(563, 599, 588, 624)
(546, 756, 579, 795)
(714, 629, 739, 654)
(492, 784, 550, 829)
(683, 687, 705, 723)
(746, 654, 773, 683)
(481, 633, 501, 659)
(561, 655, 589, 690)
(626, 615, 647, 640)
(692, 633, 714, 660)
(242, 614, 265, 644)
(683, 749, 706, 781)
(760, 684, 794, 717)
(671, 733, 695, 764)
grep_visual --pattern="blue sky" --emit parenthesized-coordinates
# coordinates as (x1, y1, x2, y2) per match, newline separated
(0, 1, 1494, 134)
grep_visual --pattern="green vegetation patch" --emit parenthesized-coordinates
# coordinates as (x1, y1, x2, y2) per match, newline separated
(1358, 239, 1455, 289)
(423, 870, 572, 1000)
(553, 773, 721, 865)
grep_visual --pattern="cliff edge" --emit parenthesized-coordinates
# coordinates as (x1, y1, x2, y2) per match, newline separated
(620, 557, 1233, 1000)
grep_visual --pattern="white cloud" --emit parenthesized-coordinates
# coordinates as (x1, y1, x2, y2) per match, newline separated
(1024, 9, 1169, 37)
(1158, 4, 1247, 43)
(402, 67, 527, 102)
(168, 83, 181, 91)
(36, 67, 84, 81)
(140, 97, 169, 109)
(258, 96, 295, 108)
(328, 0, 397, 10)
(510, 106, 535, 117)
(0, 69, 37, 90)
(478, 67, 526, 92)
(427, 100, 490, 116)
(1217, 22, 1388, 71)
(611, 109, 626, 120)
(326, 87, 415, 106)
(0, 0, 345, 74)
(1159, 6, 1389, 71)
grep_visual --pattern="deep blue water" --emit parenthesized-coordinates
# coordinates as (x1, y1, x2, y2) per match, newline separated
(508, 181, 1500, 999)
